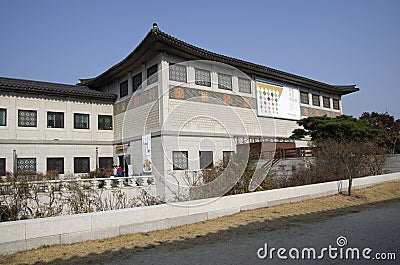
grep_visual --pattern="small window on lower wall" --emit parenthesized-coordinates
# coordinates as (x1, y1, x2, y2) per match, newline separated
(17, 158, 36, 173)
(74, 157, 90, 173)
(47, 157, 64, 174)
(99, 157, 113, 169)
(0, 158, 5, 176)
(172, 151, 188, 170)
(223, 151, 234, 168)
(98, 115, 112, 130)
(199, 151, 213, 169)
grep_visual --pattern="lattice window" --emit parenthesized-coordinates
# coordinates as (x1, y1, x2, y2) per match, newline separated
(132, 72, 142, 92)
(120, 80, 128, 98)
(99, 157, 113, 169)
(199, 151, 213, 169)
(18, 110, 37, 127)
(312, 94, 320, 106)
(218, 73, 232, 90)
(147, 64, 158, 85)
(195, 68, 211, 87)
(98, 115, 112, 130)
(47, 112, 64, 128)
(172, 151, 188, 170)
(323, 97, 330, 108)
(333, 99, 340, 110)
(169, 63, 187, 82)
(74, 157, 90, 173)
(74, 113, 89, 129)
(0, 109, 6, 126)
(238, 78, 251, 93)
(47, 157, 64, 174)
(0, 158, 5, 176)
(300, 91, 309, 104)
(17, 158, 36, 173)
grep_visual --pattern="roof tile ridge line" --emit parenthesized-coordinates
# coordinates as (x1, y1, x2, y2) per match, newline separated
(83, 29, 155, 86)
(0, 76, 90, 89)
(155, 29, 356, 90)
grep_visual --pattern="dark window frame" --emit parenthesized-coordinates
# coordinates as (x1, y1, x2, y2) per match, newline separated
(333, 99, 340, 110)
(99, 157, 113, 169)
(300, 91, 309, 104)
(98, 115, 113, 130)
(132, 72, 142, 93)
(172, 151, 188, 170)
(238, 78, 251, 93)
(18, 109, 37, 127)
(195, 68, 211, 87)
(47, 111, 64, 128)
(147, 64, 158, 85)
(323, 96, 330, 108)
(17, 158, 37, 173)
(47, 157, 64, 174)
(74, 157, 90, 174)
(199, 151, 213, 169)
(218, 73, 232, 90)
(312, 94, 320, 106)
(0, 158, 5, 176)
(120, 80, 128, 98)
(169, 63, 187, 83)
(0, 108, 6, 126)
(74, 113, 90, 129)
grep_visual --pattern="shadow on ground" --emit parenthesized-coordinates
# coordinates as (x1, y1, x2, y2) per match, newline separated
(20, 198, 400, 265)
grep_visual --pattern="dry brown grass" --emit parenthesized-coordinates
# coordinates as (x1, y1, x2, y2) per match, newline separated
(2, 180, 400, 265)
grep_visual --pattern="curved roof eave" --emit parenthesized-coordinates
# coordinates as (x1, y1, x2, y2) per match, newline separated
(82, 25, 359, 95)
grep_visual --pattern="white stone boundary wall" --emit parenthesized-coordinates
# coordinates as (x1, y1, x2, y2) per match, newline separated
(1, 173, 399, 255)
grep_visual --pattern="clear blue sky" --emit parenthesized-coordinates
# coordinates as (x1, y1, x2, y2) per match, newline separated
(0, 0, 399, 118)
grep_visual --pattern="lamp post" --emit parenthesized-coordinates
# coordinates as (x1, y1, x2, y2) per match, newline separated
(95, 147, 99, 172)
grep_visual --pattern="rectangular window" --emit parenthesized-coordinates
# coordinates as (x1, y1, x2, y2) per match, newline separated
(18, 110, 37, 127)
(323, 97, 330, 108)
(74, 113, 89, 129)
(199, 151, 213, 169)
(172, 151, 188, 170)
(147, 64, 158, 85)
(98, 115, 112, 130)
(312, 94, 320, 106)
(218, 73, 232, 90)
(99, 157, 113, 169)
(223, 151, 234, 168)
(0, 158, 5, 176)
(169, 63, 187, 82)
(74, 157, 90, 173)
(132, 72, 142, 92)
(333, 99, 340, 110)
(120, 80, 128, 98)
(47, 157, 64, 174)
(47, 112, 64, 128)
(195, 68, 211, 87)
(238, 78, 251, 93)
(300, 91, 309, 104)
(0, 109, 6, 126)
(17, 158, 36, 173)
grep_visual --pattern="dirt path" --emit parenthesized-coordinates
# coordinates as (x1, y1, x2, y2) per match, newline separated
(1, 181, 400, 265)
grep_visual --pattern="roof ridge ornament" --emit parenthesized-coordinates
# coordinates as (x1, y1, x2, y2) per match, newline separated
(152, 23, 159, 31)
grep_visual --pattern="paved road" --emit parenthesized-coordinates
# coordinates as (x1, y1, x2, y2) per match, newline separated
(83, 201, 399, 265)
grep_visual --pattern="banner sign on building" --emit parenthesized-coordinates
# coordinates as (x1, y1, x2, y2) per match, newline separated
(142, 133, 152, 173)
(256, 81, 300, 120)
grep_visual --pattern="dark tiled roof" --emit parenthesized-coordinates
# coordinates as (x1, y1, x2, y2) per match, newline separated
(82, 25, 359, 95)
(0, 77, 116, 101)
